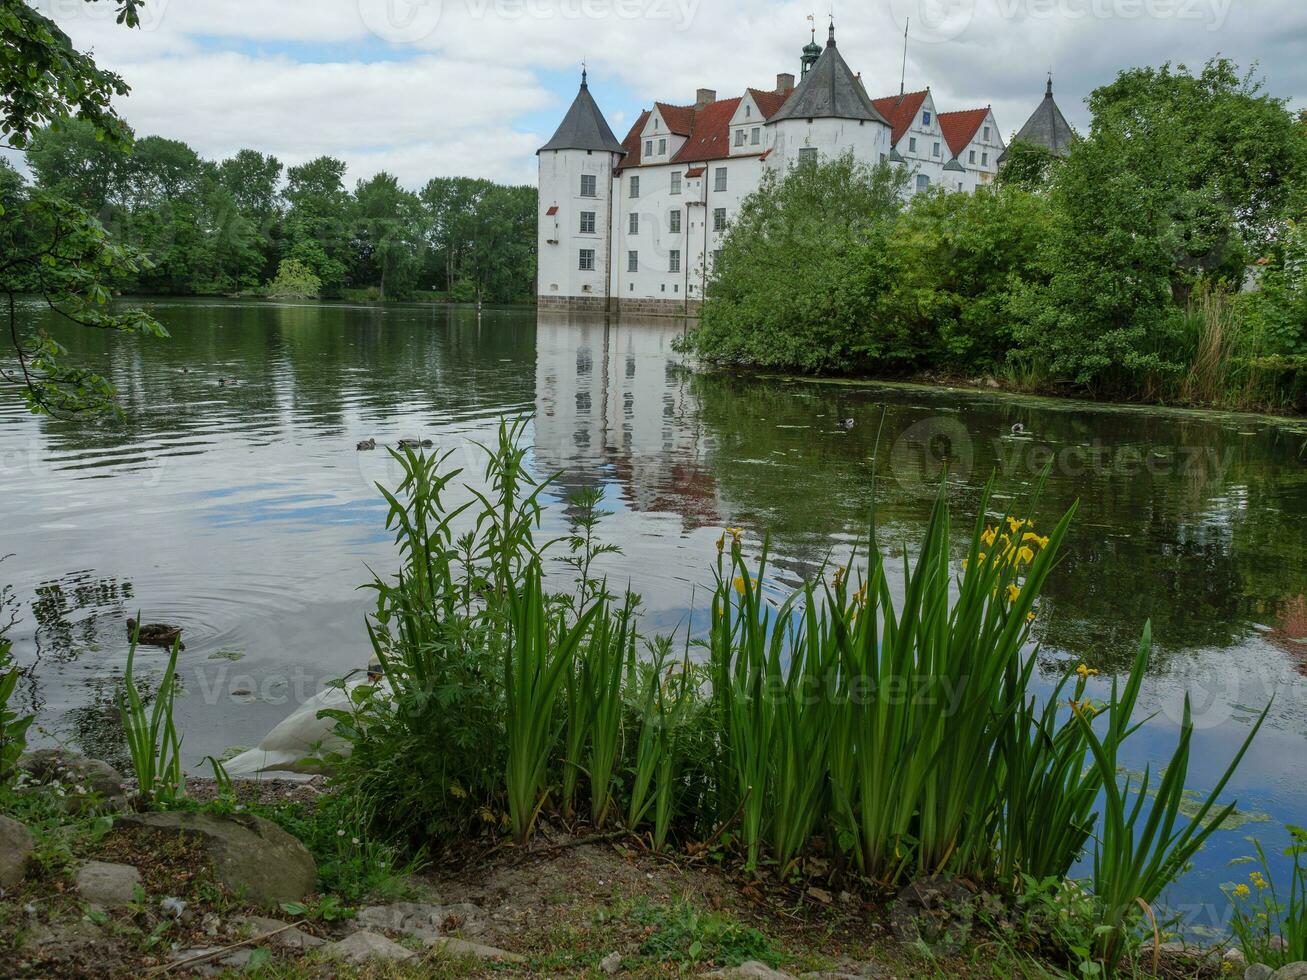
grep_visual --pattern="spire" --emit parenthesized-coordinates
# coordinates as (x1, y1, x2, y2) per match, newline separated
(538, 71, 627, 156)
(771, 27, 890, 126)
(998, 77, 1075, 162)
(1046, 73, 1053, 97)
(801, 17, 822, 78)
(827, 17, 836, 47)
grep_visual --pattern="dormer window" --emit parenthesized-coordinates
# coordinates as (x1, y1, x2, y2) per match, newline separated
(735, 129, 745, 147)
(751, 127, 760, 145)
(658, 138, 666, 154)
(645, 140, 652, 156)
(922, 110, 931, 126)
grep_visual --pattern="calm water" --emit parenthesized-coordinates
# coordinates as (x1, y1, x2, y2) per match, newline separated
(3, 298, 1306, 929)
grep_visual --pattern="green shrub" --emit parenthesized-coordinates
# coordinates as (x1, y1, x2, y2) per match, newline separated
(1225, 826, 1307, 968)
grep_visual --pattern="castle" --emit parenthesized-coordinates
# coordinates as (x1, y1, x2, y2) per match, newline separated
(537, 22, 1072, 316)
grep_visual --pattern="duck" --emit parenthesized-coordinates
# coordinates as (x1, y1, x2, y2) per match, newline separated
(839, 418, 855, 431)
(1011, 422, 1026, 435)
(356, 438, 376, 451)
(397, 438, 434, 449)
(222, 657, 387, 777)
(127, 618, 185, 650)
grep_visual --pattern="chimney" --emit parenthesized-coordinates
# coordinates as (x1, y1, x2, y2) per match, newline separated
(695, 87, 716, 108)
(775, 73, 795, 94)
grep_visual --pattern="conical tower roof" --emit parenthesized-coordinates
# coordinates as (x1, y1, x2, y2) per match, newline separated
(769, 22, 889, 126)
(538, 71, 627, 155)
(1002, 77, 1075, 160)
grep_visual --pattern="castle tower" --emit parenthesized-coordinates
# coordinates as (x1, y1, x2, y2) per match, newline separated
(999, 75, 1075, 163)
(537, 70, 627, 311)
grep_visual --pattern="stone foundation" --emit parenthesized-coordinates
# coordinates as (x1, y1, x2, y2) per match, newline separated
(535, 295, 702, 318)
(536, 294, 611, 313)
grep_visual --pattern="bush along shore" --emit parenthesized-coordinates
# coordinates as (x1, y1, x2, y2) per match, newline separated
(3, 419, 1306, 979)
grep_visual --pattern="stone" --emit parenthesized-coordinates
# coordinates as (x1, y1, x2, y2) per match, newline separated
(75, 860, 142, 907)
(427, 937, 526, 963)
(601, 951, 622, 974)
(323, 931, 416, 964)
(19, 749, 127, 812)
(231, 914, 325, 950)
(116, 811, 315, 907)
(169, 946, 257, 975)
(1246, 965, 1274, 980)
(18, 919, 104, 962)
(1271, 964, 1307, 980)
(356, 900, 486, 940)
(0, 815, 33, 888)
(707, 963, 797, 980)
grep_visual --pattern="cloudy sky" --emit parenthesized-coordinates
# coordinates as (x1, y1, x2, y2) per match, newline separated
(23, 0, 1307, 188)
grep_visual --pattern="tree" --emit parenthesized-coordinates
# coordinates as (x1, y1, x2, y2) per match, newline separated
(1, 0, 163, 416)
(995, 140, 1059, 192)
(265, 258, 322, 300)
(684, 153, 907, 373)
(284, 156, 351, 295)
(352, 171, 420, 301)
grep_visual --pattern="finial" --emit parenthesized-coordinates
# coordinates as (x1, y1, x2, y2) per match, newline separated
(1046, 72, 1053, 96)
(827, 15, 836, 46)
(581, 59, 588, 87)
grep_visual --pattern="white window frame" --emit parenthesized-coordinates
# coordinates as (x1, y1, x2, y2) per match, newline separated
(645, 139, 653, 156)
(629, 175, 640, 198)
(714, 167, 727, 192)
(628, 250, 638, 273)
(712, 207, 726, 232)
(580, 174, 596, 197)
(629, 212, 639, 234)
(579, 211, 595, 234)
(669, 209, 681, 233)
(751, 127, 760, 145)
(670, 171, 681, 194)
(579, 248, 595, 271)
(669, 249, 681, 273)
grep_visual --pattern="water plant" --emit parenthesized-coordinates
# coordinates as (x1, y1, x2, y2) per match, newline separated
(118, 627, 185, 804)
(1225, 827, 1307, 968)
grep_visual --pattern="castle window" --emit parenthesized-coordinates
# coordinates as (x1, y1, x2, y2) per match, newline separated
(713, 207, 727, 232)
(669, 249, 681, 272)
(909, 137, 917, 153)
(982, 152, 989, 166)
(735, 129, 745, 147)
(579, 211, 595, 234)
(629, 212, 639, 234)
(580, 174, 596, 197)
(915, 174, 930, 192)
(645, 140, 652, 156)
(969, 149, 976, 164)
(658, 138, 666, 154)
(629, 175, 640, 198)
(712, 248, 723, 266)
(751, 127, 760, 145)
(746, 104, 752, 117)
(628, 250, 638, 272)
(984, 125, 991, 140)
(714, 167, 727, 192)
(933, 141, 941, 157)
(669, 209, 681, 233)
(579, 249, 595, 271)
(799, 147, 817, 165)
(922, 110, 931, 126)
(670, 171, 681, 194)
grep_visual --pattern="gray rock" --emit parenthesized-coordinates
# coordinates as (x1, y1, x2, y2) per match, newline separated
(356, 900, 485, 940)
(19, 749, 127, 812)
(601, 951, 622, 974)
(18, 919, 104, 961)
(1246, 965, 1274, 980)
(116, 811, 315, 908)
(168, 946, 256, 975)
(707, 963, 797, 980)
(427, 937, 526, 963)
(231, 914, 324, 950)
(323, 930, 416, 964)
(0, 815, 33, 888)
(1271, 964, 1307, 980)
(75, 860, 142, 907)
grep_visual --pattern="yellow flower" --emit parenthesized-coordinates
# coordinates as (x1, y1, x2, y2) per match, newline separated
(1023, 532, 1050, 548)
(1006, 583, 1021, 603)
(1075, 664, 1099, 679)
(733, 576, 747, 595)
(961, 558, 969, 570)
(1006, 516, 1027, 535)
(726, 526, 745, 542)
(1251, 872, 1268, 890)
(1016, 546, 1035, 565)
(716, 533, 726, 554)
(980, 526, 998, 547)
(1233, 883, 1251, 899)
(832, 566, 846, 589)
(449, 782, 467, 799)
(1068, 698, 1098, 717)
(1027, 611, 1036, 623)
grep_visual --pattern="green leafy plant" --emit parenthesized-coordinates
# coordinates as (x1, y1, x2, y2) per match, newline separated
(118, 627, 184, 805)
(632, 899, 778, 968)
(1226, 826, 1307, 968)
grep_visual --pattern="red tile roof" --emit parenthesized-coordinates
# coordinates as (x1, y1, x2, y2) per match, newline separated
(870, 90, 928, 147)
(684, 166, 705, 177)
(747, 88, 790, 119)
(616, 109, 650, 171)
(655, 102, 696, 135)
(545, 205, 558, 215)
(938, 108, 990, 158)
(670, 96, 742, 164)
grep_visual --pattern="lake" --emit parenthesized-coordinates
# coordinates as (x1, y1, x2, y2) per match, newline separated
(3, 297, 1306, 932)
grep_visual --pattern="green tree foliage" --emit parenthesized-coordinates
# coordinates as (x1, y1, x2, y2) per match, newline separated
(684, 153, 907, 372)
(352, 172, 420, 301)
(420, 177, 537, 303)
(994, 140, 1060, 191)
(284, 156, 352, 295)
(1, 0, 164, 416)
(265, 258, 322, 299)
(880, 186, 1055, 372)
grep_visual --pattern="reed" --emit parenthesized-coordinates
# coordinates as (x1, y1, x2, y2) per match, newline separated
(118, 628, 184, 804)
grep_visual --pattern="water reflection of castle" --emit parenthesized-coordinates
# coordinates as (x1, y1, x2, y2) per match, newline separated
(533, 313, 724, 529)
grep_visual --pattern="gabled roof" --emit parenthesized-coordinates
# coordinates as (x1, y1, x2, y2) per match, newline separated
(538, 73, 627, 155)
(616, 109, 651, 170)
(767, 24, 889, 127)
(670, 96, 743, 164)
(655, 102, 696, 135)
(938, 108, 990, 157)
(747, 88, 790, 119)
(870, 90, 929, 146)
(1005, 78, 1075, 159)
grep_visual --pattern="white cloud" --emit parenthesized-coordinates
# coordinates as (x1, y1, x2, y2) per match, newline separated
(28, 0, 1307, 186)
